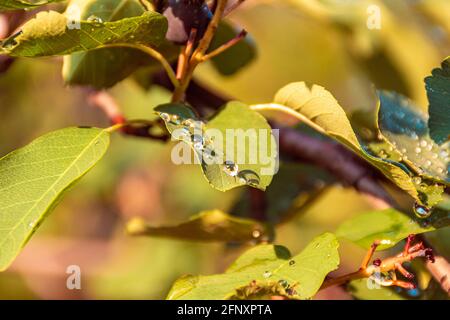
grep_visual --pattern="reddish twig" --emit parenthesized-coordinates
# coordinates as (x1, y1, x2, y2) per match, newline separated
(321, 234, 435, 291)
(86, 90, 169, 141)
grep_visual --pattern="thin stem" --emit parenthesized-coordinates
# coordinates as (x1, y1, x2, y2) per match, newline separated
(171, 0, 229, 102)
(320, 270, 367, 290)
(102, 43, 179, 88)
(192, 0, 228, 60)
(224, 0, 246, 17)
(250, 103, 327, 136)
(201, 29, 247, 61)
(138, 0, 154, 11)
(176, 28, 198, 81)
(360, 241, 380, 269)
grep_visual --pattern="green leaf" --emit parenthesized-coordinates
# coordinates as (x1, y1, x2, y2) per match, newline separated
(166, 232, 339, 300)
(62, 0, 177, 88)
(0, 10, 167, 57)
(425, 57, 450, 145)
(336, 209, 435, 250)
(155, 102, 277, 192)
(253, 82, 422, 204)
(0, 0, 63, 11)
(126, 209, 272, 243)
(0, 127, 110, 271)
(208, 21, 256, 76)
(62, 0, 145, 88)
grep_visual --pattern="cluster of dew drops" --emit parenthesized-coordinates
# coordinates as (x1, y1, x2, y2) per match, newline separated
(159, 112, 261, 186)
(375, 134, 449, 220)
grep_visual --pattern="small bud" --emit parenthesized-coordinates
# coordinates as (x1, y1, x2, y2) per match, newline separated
(373, 258, 382, 267)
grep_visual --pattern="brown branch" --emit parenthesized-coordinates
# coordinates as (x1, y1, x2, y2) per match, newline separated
(277, 125, 394, 205)
(426, 256, 450, 294)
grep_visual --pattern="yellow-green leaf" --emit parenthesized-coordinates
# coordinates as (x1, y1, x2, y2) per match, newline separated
(126, 209, 271, 243)
(0, 0, 63, 11)
(0, 127, 110, 271)
(0, 10, 167, 57)
(166, 233, 339, 300)
(252, 82, 421, 204)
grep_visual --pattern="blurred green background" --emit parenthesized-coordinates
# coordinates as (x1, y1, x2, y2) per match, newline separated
(0, 0, 448, 299)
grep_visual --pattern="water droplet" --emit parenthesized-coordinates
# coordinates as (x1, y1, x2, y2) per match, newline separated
(191, 134, 204, 150)
(424, 160, 432, 167)
(439, 150, 449, 159)
(252, 229, 261, 239)
(415, 147, 422, 154)
(223, 161, 238, 177)
(378, 149, 386, 158)
(414, 202, 431, 218)
(401, 148, 407, 154)
(263, 271, 271, 278)
(412, 177, 422, 185)
(159, 112, 170, 122)
(407, 288, 421, 298)
(420, 140, 428, 148)
(237, 170, 260, 186)
(87, 15, 103, 23)
(169, 115, 180, 125)
(289, 260, 295, 266)
(202, 147, 216, 161)
(278, 280, 289, 288)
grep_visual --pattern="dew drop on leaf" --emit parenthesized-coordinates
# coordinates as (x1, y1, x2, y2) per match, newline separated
(159, 112, 170, 122)
(191, 134, 204, 150)
(223, 161, 238, 177)
(278, 280, 289, 288)
(412, 177, 422, 185)
(263, 271, 271, 278)
(413, 202, 431, 219)
(251, 229, 261, 239)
